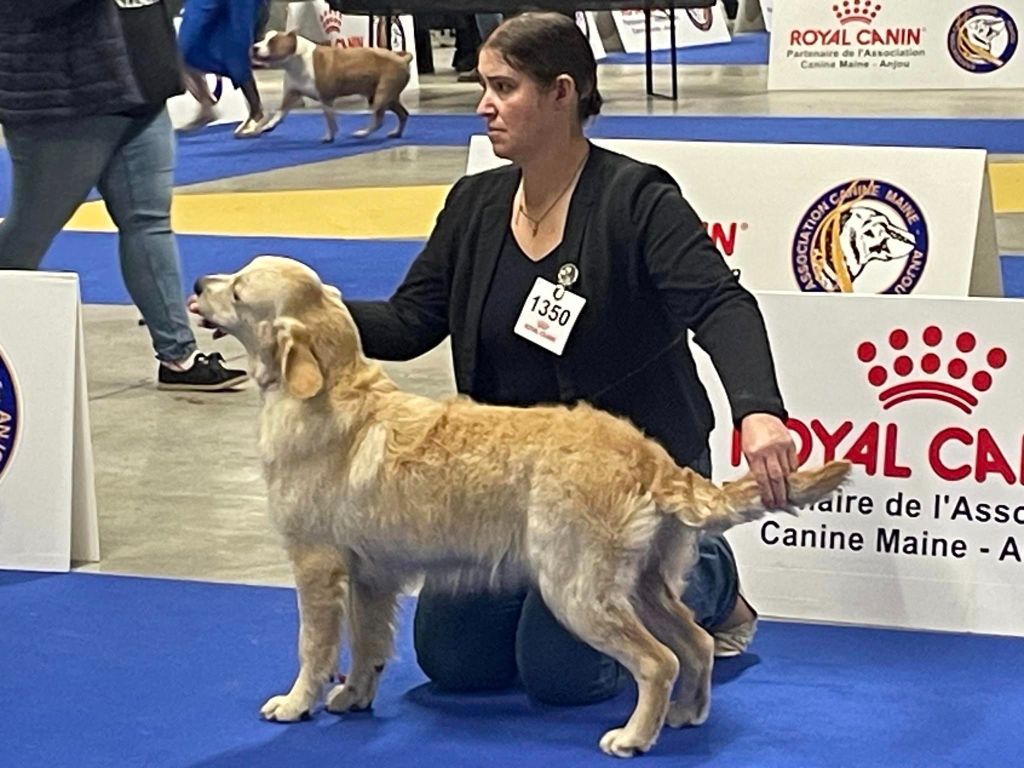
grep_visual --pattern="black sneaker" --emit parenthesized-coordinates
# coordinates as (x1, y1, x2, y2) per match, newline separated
(157, 352, 248, 392)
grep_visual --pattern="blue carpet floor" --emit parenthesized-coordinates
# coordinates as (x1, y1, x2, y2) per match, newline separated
(603, 32, 769, 65)
(3, 113, 1024, 215)
(34, 232, 1024, 304)
(1, 570, 1021, 768)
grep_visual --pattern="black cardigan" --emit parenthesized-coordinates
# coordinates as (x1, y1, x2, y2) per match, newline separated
(347, 144, 787, 466)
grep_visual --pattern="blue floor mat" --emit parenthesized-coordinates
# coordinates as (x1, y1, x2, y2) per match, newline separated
(35, 232, 1024, 304)
(603, 32, 769, 65)
(0, 570, 1021, 768)
(3, 113, 1024, 216)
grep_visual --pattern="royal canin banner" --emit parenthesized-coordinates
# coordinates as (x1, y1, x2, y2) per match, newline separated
(696, 293, 1024, 636)
(769, 0, 1024, 90)
(466, 137, 1002, 297)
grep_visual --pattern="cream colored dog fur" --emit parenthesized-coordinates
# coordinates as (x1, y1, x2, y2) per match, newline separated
(192, 255, 850, 758)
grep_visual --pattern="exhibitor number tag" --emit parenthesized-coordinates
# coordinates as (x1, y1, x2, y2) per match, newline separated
(514, 277, 586, 356)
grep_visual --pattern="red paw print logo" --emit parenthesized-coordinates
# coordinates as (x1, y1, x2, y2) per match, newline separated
(320, 10, 342, 37)
(834, 0, 882, 25)
(857, 326, 1007, 414)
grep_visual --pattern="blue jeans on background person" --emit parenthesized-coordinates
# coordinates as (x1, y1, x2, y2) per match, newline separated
(413, 450, 741, 705)
(0, 108, 197, 363)
(475, 13, 503, 41)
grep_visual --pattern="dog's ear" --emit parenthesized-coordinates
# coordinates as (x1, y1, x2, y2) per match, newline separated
(274, 318, 324, 399)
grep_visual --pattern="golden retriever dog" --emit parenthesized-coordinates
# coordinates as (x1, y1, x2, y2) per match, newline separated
(192, 255, 850, 758)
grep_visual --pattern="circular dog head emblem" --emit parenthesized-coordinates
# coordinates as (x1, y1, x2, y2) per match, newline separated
(948, 6, 1019, 72)
(792, 179, 929, 294)
(687, 8, 714, 30)
(0, 345, 20, 483)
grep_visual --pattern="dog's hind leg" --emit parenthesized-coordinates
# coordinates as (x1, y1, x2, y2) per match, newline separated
(354, 87, 389, 137)
(634, 568, 714, 728)
(536, 564, 679, 757)
(387, 100, 409, 138)
(261, 546, 348, 722)
(326, 577, 399, 714)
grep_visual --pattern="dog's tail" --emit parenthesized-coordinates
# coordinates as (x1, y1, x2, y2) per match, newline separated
(652, 460, 851, 532)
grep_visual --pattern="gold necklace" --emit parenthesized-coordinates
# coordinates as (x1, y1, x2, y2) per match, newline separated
(516, 149, 590, 237)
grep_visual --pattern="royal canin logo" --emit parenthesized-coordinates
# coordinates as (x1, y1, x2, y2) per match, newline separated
(730, 324, 1019, 486)
(834, 0, 882, 25)
(858, 326, 1007, 415)
(789, 1, 924, 47)
(320, 10, 342, 36)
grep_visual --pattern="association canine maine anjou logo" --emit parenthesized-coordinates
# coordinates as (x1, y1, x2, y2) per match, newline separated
(791, 179, 928, 294)
(948, 5, 1019, 72)
(857, 326, 1007, 415)
(0, 345, 20, 482)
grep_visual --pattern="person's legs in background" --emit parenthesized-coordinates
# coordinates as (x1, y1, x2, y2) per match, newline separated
(456, 13, 503, 82)
(96, 107, 247, 390)
(413, 582, 526, 691)
(0, 117, 127, 269)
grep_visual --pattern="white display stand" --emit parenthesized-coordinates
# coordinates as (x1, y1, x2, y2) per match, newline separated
(609, 1, 732, 53)
(286, 1, 420, 92)
(466, 136, 1002, 297)
(694, 292, 1024, 637)
(769, 0, 1024, 90)
(0, 272, 99, 572)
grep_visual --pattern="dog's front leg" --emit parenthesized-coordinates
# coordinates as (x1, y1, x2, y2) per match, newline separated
(261, 546, 348, 722)
(326, 578, 399, 714)
(320, 102, 338, 143)
(262, 89, 303, 134)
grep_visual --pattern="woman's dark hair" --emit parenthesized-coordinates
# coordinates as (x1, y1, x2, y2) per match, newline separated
(482, 12, 603, 124)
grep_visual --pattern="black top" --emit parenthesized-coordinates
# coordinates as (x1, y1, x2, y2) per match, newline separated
(474, 231, 562, 406)
(347, 144, 787, 467)
(115, 0, 183, 115)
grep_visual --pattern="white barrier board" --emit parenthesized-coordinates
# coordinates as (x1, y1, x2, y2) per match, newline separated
(0, 273, 99, 572)
(769, 0, 1024, 90)
(611, 2, 732, 53)
(466, 136, 1001, 297)
(286, 1, 420, 92)
(694, 292, 1024, 636)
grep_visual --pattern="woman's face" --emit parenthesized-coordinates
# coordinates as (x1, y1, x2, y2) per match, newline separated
(476, 48, 566, 161)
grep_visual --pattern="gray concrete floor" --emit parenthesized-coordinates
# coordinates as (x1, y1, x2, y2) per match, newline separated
(53, 61, 1023, 586)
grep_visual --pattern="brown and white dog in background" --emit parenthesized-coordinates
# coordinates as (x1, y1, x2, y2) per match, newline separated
(252, 31, 412, 142)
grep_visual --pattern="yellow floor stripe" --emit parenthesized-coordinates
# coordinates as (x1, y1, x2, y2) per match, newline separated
(66, 185, 451, 239)
(61, 163, 1024, 238)
(989, 162, 1024, 214)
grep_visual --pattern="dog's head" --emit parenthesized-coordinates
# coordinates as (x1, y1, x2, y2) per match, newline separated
(193, 255, 359, 398)
(965, 16, 1005, 50)
(838, 205, 916, 278)
(252, 30, 302, 67)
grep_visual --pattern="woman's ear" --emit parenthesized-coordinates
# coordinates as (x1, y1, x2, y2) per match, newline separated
(553, 74, 578, 109)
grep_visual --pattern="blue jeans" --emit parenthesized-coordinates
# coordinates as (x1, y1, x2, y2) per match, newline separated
(413, 451, 741, 705)
(0, 108, 196, 362)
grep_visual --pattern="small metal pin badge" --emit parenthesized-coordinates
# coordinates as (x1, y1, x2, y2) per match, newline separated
(554, 263, 579, 300)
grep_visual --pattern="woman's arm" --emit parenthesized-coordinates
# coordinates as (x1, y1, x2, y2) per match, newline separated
(346, 178, 467, 361)
(635, 168, 797, 505)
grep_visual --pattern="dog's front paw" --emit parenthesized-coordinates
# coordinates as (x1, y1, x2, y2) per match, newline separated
(321, 134, 335, 143)
(325, 682, 374, 714)
(599, 727, 653, 758)
(260, 694, 312, 722)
